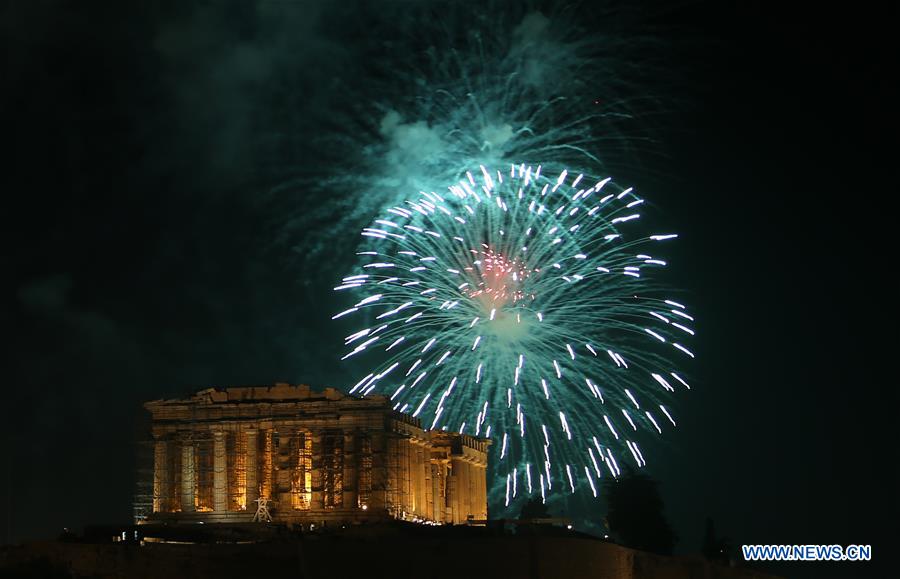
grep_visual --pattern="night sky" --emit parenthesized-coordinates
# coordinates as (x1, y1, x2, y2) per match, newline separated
(4, 2, 895, 578)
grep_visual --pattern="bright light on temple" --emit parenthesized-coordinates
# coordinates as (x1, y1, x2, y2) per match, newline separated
(140, 384, 490, 527)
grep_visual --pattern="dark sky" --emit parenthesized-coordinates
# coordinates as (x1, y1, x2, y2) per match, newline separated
(3, 1, 895, 577)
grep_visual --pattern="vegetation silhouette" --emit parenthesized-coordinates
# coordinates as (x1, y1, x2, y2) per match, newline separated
(603, 468, 677, 555)
(702, 516, 730, 563)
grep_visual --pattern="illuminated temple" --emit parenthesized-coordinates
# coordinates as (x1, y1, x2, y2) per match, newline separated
(141, 383, 489, 527)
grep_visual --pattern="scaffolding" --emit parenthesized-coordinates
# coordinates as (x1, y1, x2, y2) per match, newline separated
(227, 431, 247, 511)
(289, 429, 312, 510)
(384, 416, 417, 520)
(194, 436, 214, 511)
(137, 384, 489, 526)
(357, 434, 372, 509)
(384, 431, 400, 518)
(260, 430, 273, 501)
(322, 432, 344, 508)
(132, 439, 154, 523)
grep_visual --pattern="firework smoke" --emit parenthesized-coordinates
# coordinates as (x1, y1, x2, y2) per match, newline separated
(278, 2, 662, 272)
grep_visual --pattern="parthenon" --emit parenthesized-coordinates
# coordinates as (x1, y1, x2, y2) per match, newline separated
(142, 383, 489, 527)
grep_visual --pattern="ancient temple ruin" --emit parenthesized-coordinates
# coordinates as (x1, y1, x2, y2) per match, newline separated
(141, 383, 489, 527)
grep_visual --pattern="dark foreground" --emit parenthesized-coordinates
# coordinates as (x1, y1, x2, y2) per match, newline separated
(0, 522, 778, 579)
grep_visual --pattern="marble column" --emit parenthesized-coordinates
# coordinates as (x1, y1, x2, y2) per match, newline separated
(261, 430, 273, 500)
(415, 442, 426, 518)
(245, 429, 258, 509)
(459, 459, 470, 521)
(343, 431, 356, 509)
(275, 429, 292, 511)
(449, 459, 460, 524)
(479, 463, 488, 519)
(311, 430, 325, 510)
(180, 443, 195, 512)
(424, 456, 434, 521)
(397, 437, 408, 515)
(432, 463, 444, 522)
(153, 438, 169, 513)
(213, 430, 227, 512)
(470, 461, 479, 519)
(406, 439, 417, 514)
(369, 432, 386, 512)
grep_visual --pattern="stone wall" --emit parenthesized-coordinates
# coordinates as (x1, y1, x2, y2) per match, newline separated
(1, 530, 782, 579)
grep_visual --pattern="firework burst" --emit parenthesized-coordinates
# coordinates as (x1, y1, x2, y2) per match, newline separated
(333, 164, 693, 509)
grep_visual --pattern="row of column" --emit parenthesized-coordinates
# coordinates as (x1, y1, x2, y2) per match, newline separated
(154, 428, 487, 521)
(159, 429, 252, 513)
(449, 455, 487, 524)
(389, 435, 487, 524)
(271, 430, 360, 511)
(154, 428, 375, 515)
(405, 436, 429, 519)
